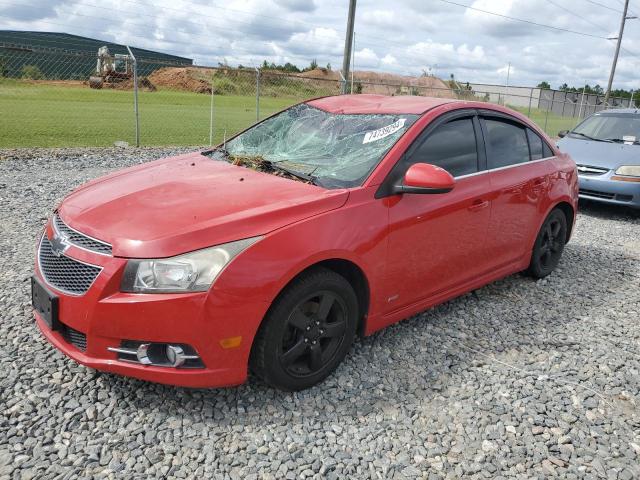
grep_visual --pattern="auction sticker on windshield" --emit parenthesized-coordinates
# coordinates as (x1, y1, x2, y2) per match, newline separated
(363, 118, 406, 144)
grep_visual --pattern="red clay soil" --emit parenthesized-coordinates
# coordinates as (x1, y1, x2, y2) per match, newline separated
(148, 67, 212, 93)
(145, 66, 455, 98)
(299, 68, 456, 98)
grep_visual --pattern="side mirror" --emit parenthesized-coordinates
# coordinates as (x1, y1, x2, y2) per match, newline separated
(393, 163, 455, 195)
(558, 130, 568, 138)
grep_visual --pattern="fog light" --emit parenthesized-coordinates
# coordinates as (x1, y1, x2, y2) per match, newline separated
(108, 342, 203, 368)
(136, 343, 152, 365)
(166, 344, 186, 367)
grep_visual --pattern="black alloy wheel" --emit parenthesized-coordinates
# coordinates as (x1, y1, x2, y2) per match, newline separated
(527, 208, 567, 278)
(279, 291, 348, 377)
(250, 268, 358, 391)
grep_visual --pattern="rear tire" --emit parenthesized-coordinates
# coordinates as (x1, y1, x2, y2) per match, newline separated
(527, 208, 567, 278)
(250, 267, 358, 391)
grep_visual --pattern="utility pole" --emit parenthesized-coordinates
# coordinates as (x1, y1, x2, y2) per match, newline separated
(341, 0, 357, 94)
(604, 0, 632, 105)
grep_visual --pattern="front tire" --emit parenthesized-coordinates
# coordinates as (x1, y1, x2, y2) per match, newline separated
(527, 208, 567, 278)
(250, 267, 358, 391)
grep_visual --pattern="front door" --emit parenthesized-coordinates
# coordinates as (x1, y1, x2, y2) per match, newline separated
(383, 114, 492, 313)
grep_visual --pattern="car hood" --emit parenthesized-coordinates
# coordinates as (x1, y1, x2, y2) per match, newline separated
(556, 136, 640, 169)
(58, 152, 349, 258)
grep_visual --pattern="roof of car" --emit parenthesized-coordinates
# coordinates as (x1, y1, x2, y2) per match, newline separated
(595, 108, 640, 115)
(306, 94, 459, 115)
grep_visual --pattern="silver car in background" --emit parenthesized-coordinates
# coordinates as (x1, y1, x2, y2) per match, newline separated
(557, 108, 640, 209)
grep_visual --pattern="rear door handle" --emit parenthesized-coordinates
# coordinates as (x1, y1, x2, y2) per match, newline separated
(468, 199, 489, 212)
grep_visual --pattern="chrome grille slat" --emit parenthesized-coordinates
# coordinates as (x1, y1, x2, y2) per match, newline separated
(54, 214, 112, 255)
(576, 164, 609, 176)
(38, 236, 102, 295)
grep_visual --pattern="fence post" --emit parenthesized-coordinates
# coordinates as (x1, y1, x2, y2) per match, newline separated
(577, 85, 586, 120)
(544, 94, 551, 134)
(255, 67, 260, 122)
(126, 46, 140, 147)
(527, 88, 533, 116)
(209, 74, 214, 146)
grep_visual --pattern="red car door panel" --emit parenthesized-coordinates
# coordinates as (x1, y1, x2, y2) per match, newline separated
(380, 113, 492, 313)
(384, 174, 491, 312)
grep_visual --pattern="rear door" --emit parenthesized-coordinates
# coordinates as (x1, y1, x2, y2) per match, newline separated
(383, 110, 493, 313)
(481, 113, 555, 267)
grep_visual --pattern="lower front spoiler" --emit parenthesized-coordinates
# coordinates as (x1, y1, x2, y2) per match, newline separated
(35, 313, 248, 388)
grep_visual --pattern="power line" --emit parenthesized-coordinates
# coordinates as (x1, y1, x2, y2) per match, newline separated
(544, 0, 613, 33)
(436, 0, 609, 39)
(583, 0, 624, 13)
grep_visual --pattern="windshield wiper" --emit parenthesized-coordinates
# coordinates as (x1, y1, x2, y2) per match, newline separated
(604, 138, 639, 144)
(267, 161, 320, 186)
(568, 132, 612, 142)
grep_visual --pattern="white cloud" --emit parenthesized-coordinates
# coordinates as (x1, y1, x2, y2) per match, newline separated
(2, 0, 639, 89)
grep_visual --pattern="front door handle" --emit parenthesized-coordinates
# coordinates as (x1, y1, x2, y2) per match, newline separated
(468, 199, 489, 212)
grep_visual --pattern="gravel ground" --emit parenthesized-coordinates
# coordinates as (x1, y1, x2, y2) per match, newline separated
(1, 147, 639, 480)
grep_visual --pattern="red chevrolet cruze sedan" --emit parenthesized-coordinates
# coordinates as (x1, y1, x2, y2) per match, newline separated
(32, 95, 578, 390)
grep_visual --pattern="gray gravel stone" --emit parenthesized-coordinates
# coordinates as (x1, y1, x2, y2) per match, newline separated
(1, 147, 639, 479)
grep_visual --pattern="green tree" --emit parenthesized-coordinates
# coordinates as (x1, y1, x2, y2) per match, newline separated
(537, 81, 551, 89)
(0, 56, 8, 77)
(21, 65, 43, 80)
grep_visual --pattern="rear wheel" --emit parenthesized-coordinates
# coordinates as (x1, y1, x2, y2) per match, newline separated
(250, 268, 358, 391)
(527, 209, 567, 278)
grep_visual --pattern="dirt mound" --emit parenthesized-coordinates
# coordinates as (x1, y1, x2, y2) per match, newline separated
(145, 66, 454, 98)
(148, 67, 212, 93)
(106, 77, 156, 91)
(300, 68, 454, 98)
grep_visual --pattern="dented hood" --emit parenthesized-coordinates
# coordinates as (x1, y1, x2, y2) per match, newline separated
(58, 152, 349, 258)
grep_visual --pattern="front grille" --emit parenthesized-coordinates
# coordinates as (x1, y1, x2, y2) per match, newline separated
(579, 188, 615, 200)
(576, 164, 609, 176)
(59, 322, 87, 352)
(54, 214, 112, 255)
(38, 236, 102, 295)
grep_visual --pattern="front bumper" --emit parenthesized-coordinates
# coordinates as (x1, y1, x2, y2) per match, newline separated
(578, 173, 640, 208)
(33, 225, 270, 388)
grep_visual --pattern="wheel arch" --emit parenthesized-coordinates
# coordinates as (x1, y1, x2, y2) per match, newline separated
(262, 258, 371, 337)
(553, 201, 575, 243)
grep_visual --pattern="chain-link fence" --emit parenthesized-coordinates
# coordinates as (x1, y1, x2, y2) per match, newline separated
(1, 42, 637, 148)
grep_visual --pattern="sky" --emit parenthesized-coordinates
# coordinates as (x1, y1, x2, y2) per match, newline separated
(2, 0, 640, 89)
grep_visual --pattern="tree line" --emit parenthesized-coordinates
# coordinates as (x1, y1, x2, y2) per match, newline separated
(536, 81, 637, 101)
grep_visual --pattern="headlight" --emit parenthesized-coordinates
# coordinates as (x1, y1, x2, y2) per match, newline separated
(615, 165, 640, 177)
(121, 237, 261, 293)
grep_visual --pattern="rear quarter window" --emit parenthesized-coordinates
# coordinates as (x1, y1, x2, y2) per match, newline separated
(483, 118, 530, 169)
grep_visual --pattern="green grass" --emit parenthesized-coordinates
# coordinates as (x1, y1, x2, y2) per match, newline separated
(0, 79, 582, 147)
(510, 105, 580, 137)
(0, 79, 297, 147)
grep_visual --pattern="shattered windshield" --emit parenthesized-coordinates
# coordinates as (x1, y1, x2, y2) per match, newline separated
(220, 104, 419, 188)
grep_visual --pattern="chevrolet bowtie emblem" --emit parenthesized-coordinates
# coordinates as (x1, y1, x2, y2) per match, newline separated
(50, 231, 70, 257)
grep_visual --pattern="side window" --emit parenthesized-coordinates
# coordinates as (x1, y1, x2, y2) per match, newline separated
(543, 142, 554, 159)
(483, 118, 529, 169)
(527, 129, 544, 160)
(407, 118, 478, 177)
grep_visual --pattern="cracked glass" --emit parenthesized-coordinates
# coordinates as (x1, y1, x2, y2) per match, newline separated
(223, 103, 419, 188)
